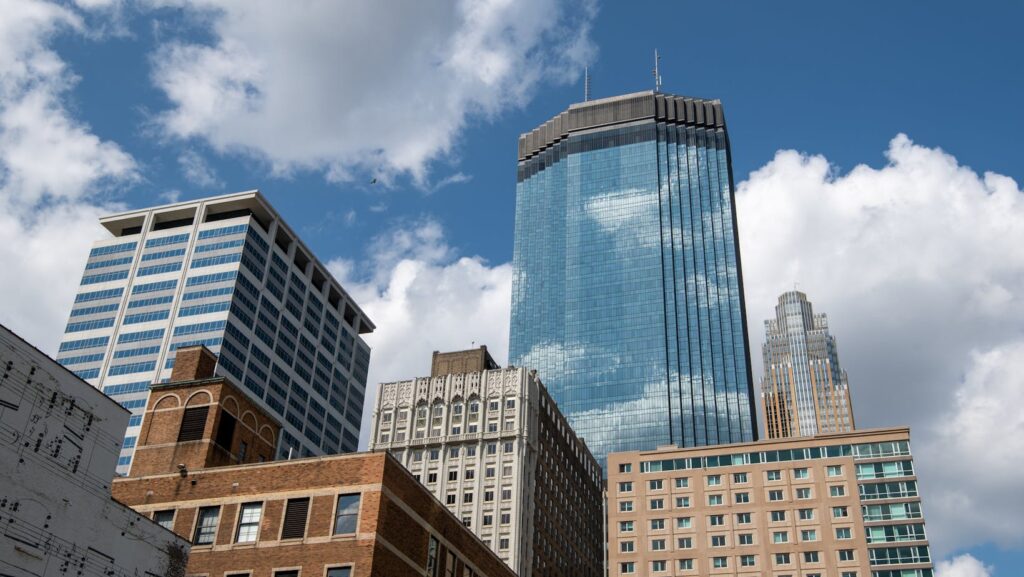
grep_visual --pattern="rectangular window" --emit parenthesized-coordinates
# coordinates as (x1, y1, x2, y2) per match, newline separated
(833, 506, 849, 518)
(334, 494, 360, 534)
(619, 521, 634, 532)
(677, 537, 692, 549)
(708, 494, 723, 506)
(706, 474, 721, 486)
(620, 541, 634, 552)
(741, 555, 755, 567)
(651, 539, 665, 550)
(675, 477, 689, 488)
(651, 560, 666, 572)
(836, 527, 852, 539)
(768, 489, 784, 501)
(735, 492, 749, 503)
(326, 568, 351, 577)
(738, 533, 753, 545)
(650, 498, 664, 510)
(839, 549, 856, 561)
(775, 552, 791, 565)
(799, 508, 815, 520)
(711, 535, 725, 547)
(804, 551, 820, 563)
(649, 479, 663, 490)
(831, 485, 847, 497)
(193, 506, 219, 545)
(153, 510, 174, 531)
(619, 481, 633, 493)
(796, 487, 811, 499)
(712, 557, 727, 568)
(678, 559, 693, 570)
(793, 467, 809, 479)
(828, 465, 843, 477)
(766, 470, 781, 481)
(801, 529, 817, 541)
(736, 512, 751, 524)
(650, 519, 664, 530)
(280, 497, 310, 539)
(235, 502, 262, 543)
(619, 501, 633, 512)
(676, 517, 691, 529)
(771, 510, 786, 522)
(709, 514, 724, 526)
(733, 472, 748, 483)
(620, 562, 635, 574)
(676, 496, 690, 508)
(773, 531, 788, 544)
(619, 463, 632, 473)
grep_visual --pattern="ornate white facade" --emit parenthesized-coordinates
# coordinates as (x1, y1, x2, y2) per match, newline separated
(369, 366, 603, 577)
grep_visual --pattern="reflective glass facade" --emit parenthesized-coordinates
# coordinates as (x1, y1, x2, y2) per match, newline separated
(510, 91, 757, 467)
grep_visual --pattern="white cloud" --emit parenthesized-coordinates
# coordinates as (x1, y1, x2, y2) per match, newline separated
(0, 0, 135, 354)
(936, 554, 993, 577)
(327, 218, 512, 447)
(148, 0, 596, 186)
(736, 134, 1024, 556)
(177, 149, 223, 189)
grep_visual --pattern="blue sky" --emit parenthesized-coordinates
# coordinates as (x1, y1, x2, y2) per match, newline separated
(1, 1, 1022, 574)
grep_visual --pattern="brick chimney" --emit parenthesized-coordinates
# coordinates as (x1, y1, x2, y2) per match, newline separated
(170, 345, 218, 382)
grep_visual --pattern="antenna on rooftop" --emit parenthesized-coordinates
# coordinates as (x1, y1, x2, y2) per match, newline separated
(653, 49, 663, 92)
(584, 66, 591, 101)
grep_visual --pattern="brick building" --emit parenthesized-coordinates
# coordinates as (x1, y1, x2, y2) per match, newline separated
(607, 427, 933, 577)
(369, 349, 605, 577)
(112, 347, 516, 577)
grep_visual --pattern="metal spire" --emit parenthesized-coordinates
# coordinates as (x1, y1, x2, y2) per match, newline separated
(584, 66, 591, 101)
(653, 49, 663, 92)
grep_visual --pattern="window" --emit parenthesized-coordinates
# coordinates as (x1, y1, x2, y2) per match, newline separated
(799, 508, 815, 520)
(842, 573, 858, 577)
(448, 470, 458, 481)
(413, 450, 423, 462)
(619, 521, 634, 532)
(708, 494, 723, 506)
(466, 446, 476, 457)
(828, 465, 843, 477)
(450, 447, 460, 458)
(793, 467, 809, 479)
(651, 560, 666, 572)
(651, 538, 666, 551)
(741, 555, 755, 567)
(771, 510, 786, 522)
(281, 498, 310, 539)
(235, 502, 262, 543)
(483, 514, 493, 526)
(675, 496, 690, 508)
(775, 552, 791, 565)
(485, 466, 495, 478)
(193, 506, 219, 545)
(712, 557, 727, 568)
(676, 517, 691, 529)
(274, 571, 298, 577)
(650, 498, 664, 510)
(678, 559, 693, 570)
(620, 541, 634, 552)
(501, 488, 512, 500)
(620, 562, 635, 574)
(839, 549, 856, 561)
(649, 479, 663, 490)
(619, 463, 632, 473)
(772, 531, 789, 544)
(153, 510, 174, 531)
(428, 472, 438, 483)
(796, 487, 811, 499)
(446, 494, 456, 505)
(178, 406, 210, 442)
(804, 551, 820, 563)
(831, 485, 847, 497)
(833, 505, 849, 518)
(738, 533, 753, 545)
(465, 469, 475, 480)
(650, 519, 664, 530)
(709, 514, 724, 526)
(500, 512, 511, 524)
(733, 472, 748, 483)
(677, 537, 692, 549)
(502, 465, 512, 477)
(486, 443, 497, 455)
(706, 474, 721, 486)
(619, 501, 633, 512)
(675, 477, 689, 488)
(427, 536, 439, 575)
(488, 400, 499, 411)
(735, 492, 750, 503)
(503, 441, 513, 453)
(430, 448, 440, 460)
(619, 481, 633, 493)
(326, 568, 351, 577)
(801, 529, 817, 541)
(711, 535, 726, 547)
(499, 538, 509, 550)
(836, 527, 852, 539)
(768, 489, 784, 501)
(767, 470, 781, 481)
(736, 512, 751, 524)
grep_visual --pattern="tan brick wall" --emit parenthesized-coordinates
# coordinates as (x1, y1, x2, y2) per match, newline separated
(171, 346, 219, 382)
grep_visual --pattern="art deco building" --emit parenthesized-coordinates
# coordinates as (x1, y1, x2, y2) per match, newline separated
(112, 350, 515, 577)
(0, 322, 189, 577)
(509, 90, 757, 467)
(54, 190, 374, 473)
(762, 290, 855, 438)
(607, 427, 933, 577)
(368, 349, 604, 577)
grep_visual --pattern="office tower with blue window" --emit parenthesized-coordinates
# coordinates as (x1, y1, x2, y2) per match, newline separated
(56, 190, 374, 474)
(510, 91, 757, 467)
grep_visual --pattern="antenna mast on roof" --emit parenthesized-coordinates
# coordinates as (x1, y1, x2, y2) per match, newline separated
(653, 49, 663, 92)
(584, 66, 591, 101)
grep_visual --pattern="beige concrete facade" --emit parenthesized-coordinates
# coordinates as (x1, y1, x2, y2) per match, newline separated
(607, 428, 932, 577)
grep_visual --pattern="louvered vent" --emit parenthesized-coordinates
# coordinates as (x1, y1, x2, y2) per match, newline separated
(280, 498, 310, 539)
(177, 406, 209, 442)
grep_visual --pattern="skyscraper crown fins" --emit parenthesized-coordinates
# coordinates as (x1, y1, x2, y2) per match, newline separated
(518, 91, 725, 160)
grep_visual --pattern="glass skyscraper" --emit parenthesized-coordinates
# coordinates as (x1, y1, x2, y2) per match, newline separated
(510, 91, 757, 467)
(762, 290, 855, 438)
(56, 191, 374, 473)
